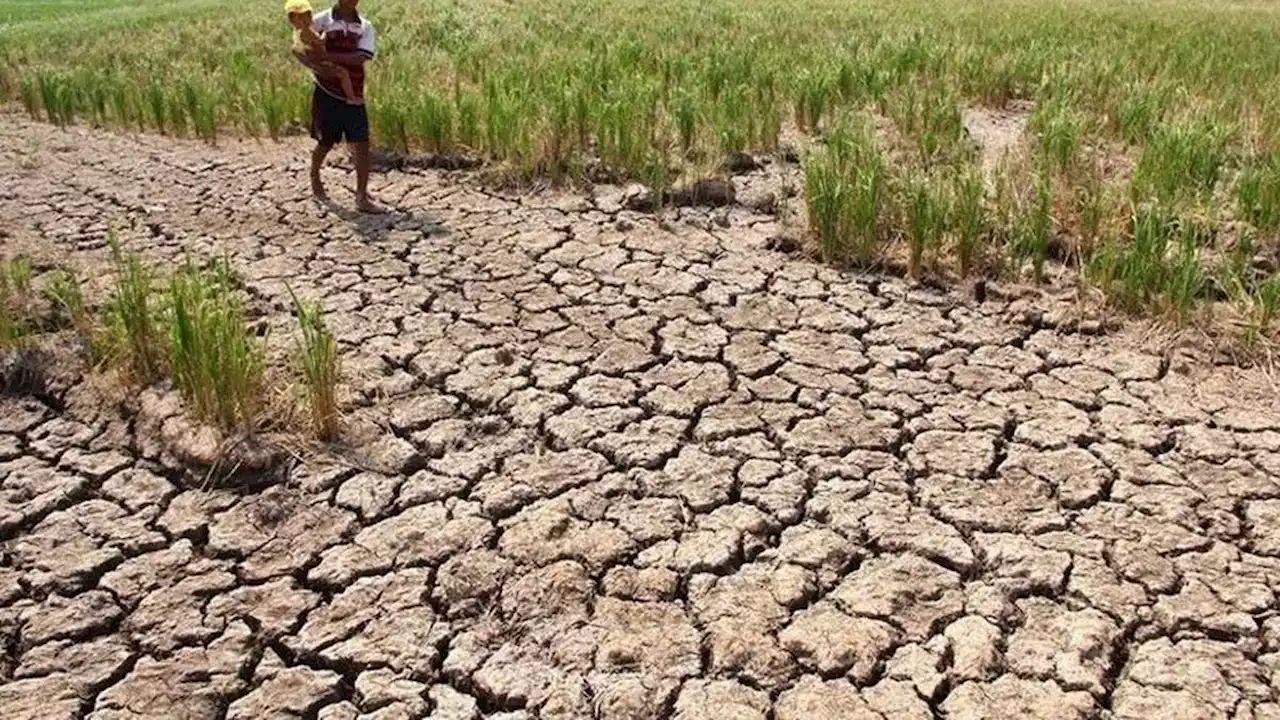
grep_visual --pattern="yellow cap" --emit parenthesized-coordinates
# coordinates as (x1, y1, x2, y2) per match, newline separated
(285, 0, 312, 14)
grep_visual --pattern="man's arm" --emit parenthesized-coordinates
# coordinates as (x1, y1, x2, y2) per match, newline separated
(324, 52, 369, 67)
(328, 21, 375, 68)
(292, 46, 317, 68)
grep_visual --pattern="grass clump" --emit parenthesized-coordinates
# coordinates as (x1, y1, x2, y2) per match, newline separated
(288, 285, 341, 442)
(166, 255, 267, 433)
(904, 171, 950, 279)
(1253, 278, 1280, 336)
(44, 268, 89, 331)
(102, 235, 165, 383)
(1218, 234, 1280, 342)
(1031, 97, 1084, 175)
(1132, 118, 1230, 204)
(802, 119, 888, 266)
(1009, 174, 1055, 282)
(951, 167, 989, 277)
(1237, 152, 1280, 235)
(1085, 205, 1211, 321)
(0, 257, 34, 347)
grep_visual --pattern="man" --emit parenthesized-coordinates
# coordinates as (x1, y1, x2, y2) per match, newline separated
(296, 0, 381, 213)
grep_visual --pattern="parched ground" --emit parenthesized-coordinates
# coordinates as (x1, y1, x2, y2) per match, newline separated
(2, 115, 1280, 720)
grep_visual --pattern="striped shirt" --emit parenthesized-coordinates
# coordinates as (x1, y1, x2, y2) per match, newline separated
(311, 7, 377, 101)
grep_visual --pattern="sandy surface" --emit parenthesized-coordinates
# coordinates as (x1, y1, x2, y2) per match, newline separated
(1, 116, 1279, 719)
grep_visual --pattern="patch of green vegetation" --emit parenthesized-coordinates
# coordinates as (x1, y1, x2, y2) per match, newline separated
(5, 0, 1280, 335)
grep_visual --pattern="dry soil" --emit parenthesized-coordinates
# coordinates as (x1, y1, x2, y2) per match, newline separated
(1, 116, 1279, 719)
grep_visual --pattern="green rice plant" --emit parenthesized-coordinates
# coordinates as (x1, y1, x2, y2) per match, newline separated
(147, 83, 167, 136)
(672, 88, 699, 155)
(108, 83, 129, 126)
(1011, 175, 1054, 282)
(102, 234, 165, 384)
(803, 119, 887, 266)
(795, 69, 833, 132)
(37, 71, 73, 126)
(1115, 81, 1169, 145)
(167, 88, 189, 137)
(1076, 163, 1110, 255)
(1032, 98, 1084, 174)
(917, 85, 966, 165)
(166, 255, 267, 432)
(1166, 220, 1210, 321)
(1085, 208, 1167, 313)
(0, 297, 21, 348)
(803, 146, 848, 263)
(905, 171, 950, 279)
(287, 285, 341, 441)
(182, 80, 217, 142)
(1084, 204, 1211, 320)
(259, 82, 287, 141)
(0, 257, 34, 348)
(716, 85, 750, 157)
(1237, 152, 1280, 234)
(182, 82, 201, 138)
(416, 89, 455, 154)
(1133, 118, 1230, 204)
(1220, 234, 1280, 340)
(834, 59, 861, 105)
(85, 79, 107, 127)
(1219, 231, 1256, 304)
(543, 86, 574, 180)
(454, 89, 481, 150)
(483, 77, 518, 161)
(847, 145, 888, 267)
(990, 158, 1018, 261)
(886, 81, 920, 137)
(375, 103, 411, 154)
(44, 268, 88, 331)
(5, 257, 31, 297)
(1254, 278, 1280, 333)
(572, 83, 591, 149)
(18, 75, 37, 118)
(958, 49, 1019, 108)
(884, 30, 935, 83)
(952, 167, 988, 277)
(753, 81, 782, 153)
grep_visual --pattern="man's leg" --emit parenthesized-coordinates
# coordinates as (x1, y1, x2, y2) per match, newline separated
(309, 86, 339, 200)
(352, 141, 378, 211)
(311, 141, 334, 199)
(347, 104, 382, 213)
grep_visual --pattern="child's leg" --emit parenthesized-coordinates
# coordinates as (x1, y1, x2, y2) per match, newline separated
(311, 59, 359, 104)
(334, 67, 357, 104)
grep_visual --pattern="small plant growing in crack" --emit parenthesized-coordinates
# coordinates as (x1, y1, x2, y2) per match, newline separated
(288, 283, 341, 442)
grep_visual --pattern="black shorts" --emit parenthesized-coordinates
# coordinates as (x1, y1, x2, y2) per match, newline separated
(310, 85, 369, 145)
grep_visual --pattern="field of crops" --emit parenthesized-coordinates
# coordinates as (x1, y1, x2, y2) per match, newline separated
(5, 0, 1280, 335)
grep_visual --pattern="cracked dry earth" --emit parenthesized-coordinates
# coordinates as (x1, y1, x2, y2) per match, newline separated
(2, 115, 1280, 720)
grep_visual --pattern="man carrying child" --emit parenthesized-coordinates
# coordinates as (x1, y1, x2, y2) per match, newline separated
(288, 0, 382, 213)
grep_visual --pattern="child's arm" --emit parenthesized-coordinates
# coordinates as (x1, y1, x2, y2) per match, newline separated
(299, 26, 324, 47)
(292, 28, 329, 69)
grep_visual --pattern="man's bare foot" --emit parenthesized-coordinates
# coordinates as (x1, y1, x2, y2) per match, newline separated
(311, 177, 327, 199)
(355, 196, 385, 214)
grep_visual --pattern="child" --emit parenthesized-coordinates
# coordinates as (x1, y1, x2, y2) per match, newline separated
(286, 0, 361, 105)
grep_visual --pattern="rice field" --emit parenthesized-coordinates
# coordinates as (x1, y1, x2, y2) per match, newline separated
(5, 0, 1280, 334)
